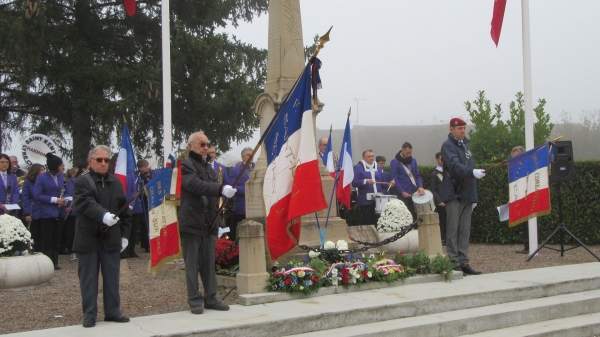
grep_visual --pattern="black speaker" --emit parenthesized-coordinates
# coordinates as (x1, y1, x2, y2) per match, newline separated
(551, 141, 574, 182)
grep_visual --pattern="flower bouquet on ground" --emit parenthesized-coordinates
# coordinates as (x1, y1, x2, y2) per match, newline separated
(266, 260, 323, 296)
(394, 250, 455, 282)
(0, 214, 33, 257)
(215, 237, 239, 276)
(376, 199, 413, 233)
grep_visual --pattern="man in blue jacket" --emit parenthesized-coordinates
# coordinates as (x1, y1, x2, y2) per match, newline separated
(441, 118, 486, 276)
(390, 142, 425, 216)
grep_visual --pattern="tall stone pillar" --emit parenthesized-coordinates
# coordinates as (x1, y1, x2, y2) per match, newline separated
(245, 0, 353, 265)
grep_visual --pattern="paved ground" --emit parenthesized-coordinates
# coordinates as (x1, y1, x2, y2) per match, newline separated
(1, 243, 599, 334)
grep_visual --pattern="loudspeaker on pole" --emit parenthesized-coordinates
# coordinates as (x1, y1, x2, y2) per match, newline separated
(551, 140, 574, 182)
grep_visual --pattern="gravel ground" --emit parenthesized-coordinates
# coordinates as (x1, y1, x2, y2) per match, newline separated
(2, 243, 600, 334)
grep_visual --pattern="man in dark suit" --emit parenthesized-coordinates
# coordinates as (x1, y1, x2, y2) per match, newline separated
(430, 152, 446, 245)
(73, 145, 132, 328)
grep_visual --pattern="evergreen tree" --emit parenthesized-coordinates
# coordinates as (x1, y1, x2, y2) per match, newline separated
(0, 0, 268, 163)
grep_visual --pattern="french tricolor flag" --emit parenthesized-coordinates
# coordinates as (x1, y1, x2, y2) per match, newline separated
(322, 132, 336, 179)
(115, 124, 137, 191)
(508, 143, 553, 227)
(263, 63, 327, 260)
(336, 116, 354, 209)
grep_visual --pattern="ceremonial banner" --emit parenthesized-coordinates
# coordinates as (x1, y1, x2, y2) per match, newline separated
(336, 116, 354, 209)
(115, 124, 137, 191)
(491, 0, 507, 46)
(146, 158, 182, 272)
(508, 143, 553, 227)
(263, 63, 327, 260)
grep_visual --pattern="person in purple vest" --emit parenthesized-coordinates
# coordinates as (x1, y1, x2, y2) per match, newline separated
(390, 142, 425, 217)
(208, 145, 229, 185)
(22, 163, 45, 251)
(228, 147, 254, 241)
(0, 153, 20, 216)
(352, 150, 395, 225)
(34, 152, 70, 270)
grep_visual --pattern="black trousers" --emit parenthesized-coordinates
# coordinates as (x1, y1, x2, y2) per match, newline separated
(62, 215, 76, 254)
(231, 213, 246, 241)
(435, 206, 447, 243)
(28, 219, 42, 252)
(359, 203, 376, 225)
(78, 250, 122, 320)
(39, 217, 65, 267)
(521, 221, 530, 249)
(125, 213, 144, 256)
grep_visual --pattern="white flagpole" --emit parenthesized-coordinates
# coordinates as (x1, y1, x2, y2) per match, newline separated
(162, 0, 172, 165)
(521, 0, 538, 255)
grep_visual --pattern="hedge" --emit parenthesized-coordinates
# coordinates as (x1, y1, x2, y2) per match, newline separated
(418, 161, 600, 244)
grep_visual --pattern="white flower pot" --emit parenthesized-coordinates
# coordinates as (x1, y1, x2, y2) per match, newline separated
(0, 253, 54, 290)
(378, 230, 419, 255)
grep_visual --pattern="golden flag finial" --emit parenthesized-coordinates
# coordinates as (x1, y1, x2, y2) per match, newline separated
(312, 26, 333, 58)
(123, 115, 127, 123)
(347, 107, 351, 116)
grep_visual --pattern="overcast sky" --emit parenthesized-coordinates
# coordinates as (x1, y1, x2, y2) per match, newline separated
(219, 0, 600, 163)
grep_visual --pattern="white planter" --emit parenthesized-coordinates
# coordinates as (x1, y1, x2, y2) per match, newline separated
(0, 253, 54, 290)
(378, 230, 419, 255)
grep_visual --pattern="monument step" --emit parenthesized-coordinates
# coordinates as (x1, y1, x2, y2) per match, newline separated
(288, 289, 600, 336)
(463, 312, 600, 337)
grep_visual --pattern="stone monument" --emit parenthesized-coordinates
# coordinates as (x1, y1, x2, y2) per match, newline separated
(246, 0, 352, 264)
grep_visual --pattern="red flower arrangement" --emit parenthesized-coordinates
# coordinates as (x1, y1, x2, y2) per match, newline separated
(285, 278, 292, 285)
(215, 238, 239, 269)
(342, 276, 349, 284)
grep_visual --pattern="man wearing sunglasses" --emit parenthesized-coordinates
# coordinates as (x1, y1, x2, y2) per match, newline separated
(72, 145, 132, 328)
(179, 131, 237, 315)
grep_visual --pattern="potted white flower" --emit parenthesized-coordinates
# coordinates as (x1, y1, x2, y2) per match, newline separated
(376, 200, 419, 254)
(0, 214, 54, 290)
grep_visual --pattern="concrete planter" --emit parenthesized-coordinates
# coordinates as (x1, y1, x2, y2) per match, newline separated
(378, 230, 419, 254)
(0, 253, 54, 290)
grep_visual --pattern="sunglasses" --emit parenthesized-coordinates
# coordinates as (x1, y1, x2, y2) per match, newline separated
(199, 142, 211, 148)
(93, 157, 111, 163)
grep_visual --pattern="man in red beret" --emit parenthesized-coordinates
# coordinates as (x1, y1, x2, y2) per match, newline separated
(440, 117, 486, 276)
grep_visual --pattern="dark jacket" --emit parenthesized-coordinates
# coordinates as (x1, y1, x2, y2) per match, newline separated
(72, 169, 132, 252)
(440, 133, 478, 203)
(178, 152, 222, 237)
(430, 168, 445, 205)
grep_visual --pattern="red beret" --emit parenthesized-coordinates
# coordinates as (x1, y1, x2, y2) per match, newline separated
(450, 117, 467, 126)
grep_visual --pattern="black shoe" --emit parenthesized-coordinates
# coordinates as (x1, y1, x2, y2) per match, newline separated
(54, 265, 62, 270)
(452, 266, 466, 276)
(191, 306, 204, 314)
(460, 264, 483, 275)
(144, 247, 150, 253)
(104, 315, 130, 323)
(83, 319, 96, 328)
(129, 252, 139, 258)
(204, 302, 230, 311)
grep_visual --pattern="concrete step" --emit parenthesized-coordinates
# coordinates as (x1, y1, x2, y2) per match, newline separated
(464, 312, 600, 337)
(288, 289, 600, 337)
(7, 263, 600, 337)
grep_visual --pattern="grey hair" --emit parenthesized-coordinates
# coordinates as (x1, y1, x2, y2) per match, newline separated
(511, 146, 525, 154)
(187, 131, 205, 145)
(319, 137, 327, 146)
(88, 145, 111, 158)
(241, 147, 252, 157)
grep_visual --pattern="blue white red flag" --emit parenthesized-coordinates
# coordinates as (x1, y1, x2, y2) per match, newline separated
(145, 156, 182, 272)
(115, 124, 137, 191)
(263, 63, 327, 260)
(336, 116, 354, 209)
(322, 132, 336, 178)
(507, 143, 553, 227)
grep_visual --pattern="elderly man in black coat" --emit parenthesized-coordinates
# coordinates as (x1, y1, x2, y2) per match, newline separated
(179, 131, 237, 315)
(73, 145, 132, 328)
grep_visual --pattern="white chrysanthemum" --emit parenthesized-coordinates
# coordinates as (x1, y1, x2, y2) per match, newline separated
(336, 240, 348, 250)
(324, 241, 336, 250)
(308, 250, 321, 259)
(0, 214, 34, 257)
(376, 199, 414, 232)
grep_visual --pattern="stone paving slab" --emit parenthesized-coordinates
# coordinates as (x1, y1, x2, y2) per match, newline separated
(4, 262, 600, 337)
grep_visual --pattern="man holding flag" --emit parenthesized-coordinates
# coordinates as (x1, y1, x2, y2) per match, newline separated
(178, 131, 237, 314)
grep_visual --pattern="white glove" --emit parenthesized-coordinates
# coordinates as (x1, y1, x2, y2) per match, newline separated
(222, 185, 237, 198)
(121, 238, 129, 252)
(102, 212, 119, 227)
(129, 205, 133, 211)
(472, 169, 486, 179)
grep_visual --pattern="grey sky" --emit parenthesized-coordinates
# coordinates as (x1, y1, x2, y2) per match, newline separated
(227, 0, 599, 128)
